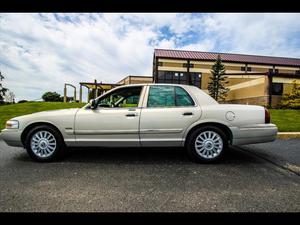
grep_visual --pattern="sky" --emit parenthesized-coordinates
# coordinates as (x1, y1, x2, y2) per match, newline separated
(1, 13, 300, 102)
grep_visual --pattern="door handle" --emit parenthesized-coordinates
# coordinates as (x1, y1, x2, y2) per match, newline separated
(126, 113, 137, 117)
(182, 112, 193, 116)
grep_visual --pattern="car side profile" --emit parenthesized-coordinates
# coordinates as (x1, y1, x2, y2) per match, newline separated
(0, 84, 278, 163)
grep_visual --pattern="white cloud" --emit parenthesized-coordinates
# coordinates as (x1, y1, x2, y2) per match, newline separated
(0, 13, 300, 102)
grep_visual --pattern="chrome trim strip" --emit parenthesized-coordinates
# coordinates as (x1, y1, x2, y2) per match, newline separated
(75, 130, 139, 135)
(140, 128, 183, 134)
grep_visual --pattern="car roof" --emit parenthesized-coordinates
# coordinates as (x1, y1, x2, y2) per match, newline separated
(119, 83, 193, 88)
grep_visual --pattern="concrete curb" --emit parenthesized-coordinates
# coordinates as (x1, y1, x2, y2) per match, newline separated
(277, 132, 300, 139)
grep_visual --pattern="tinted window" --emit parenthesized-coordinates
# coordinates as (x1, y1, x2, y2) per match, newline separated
(175, 87, 194, 106)
(147, 86, 175, 107)
(97, 86, 142, 108)
(147, 86, 194, 107)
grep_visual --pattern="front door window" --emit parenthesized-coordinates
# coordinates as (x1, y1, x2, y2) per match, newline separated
(97, 86, 142, 108)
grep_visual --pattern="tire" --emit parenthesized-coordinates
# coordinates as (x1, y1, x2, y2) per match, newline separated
(24, 125, 66, 162)
(185, 126, 228, 163)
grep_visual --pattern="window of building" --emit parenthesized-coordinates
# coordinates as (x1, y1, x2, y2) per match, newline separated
(272, 83, 283, 95)
(295, 70, 300, 75)
(241, 66, 251, 71)
(158, 62, 163, 66)
(155, 71, 201, 87)
(269, 69, 279, 74)
(183, 63, 194, 68)
(190, 72, 202, 88)
(175, 87, 194, 106)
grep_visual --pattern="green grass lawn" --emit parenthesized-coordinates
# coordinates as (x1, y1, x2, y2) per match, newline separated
(0, 102, 86, 131)
(0, 102, 299, 132)
(269, 109, 300, 132)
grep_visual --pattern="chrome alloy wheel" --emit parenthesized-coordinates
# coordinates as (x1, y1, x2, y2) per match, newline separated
(194, 131, 223, 159)
(30, 131, 57, 158)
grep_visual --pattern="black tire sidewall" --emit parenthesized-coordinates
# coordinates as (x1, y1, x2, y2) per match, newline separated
(25, 125, 64, 162)
(186, 126, 228, 163)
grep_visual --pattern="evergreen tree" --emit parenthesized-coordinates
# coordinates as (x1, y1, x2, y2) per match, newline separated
(208, 54, 230, 102)
(0, 71, 9, 103)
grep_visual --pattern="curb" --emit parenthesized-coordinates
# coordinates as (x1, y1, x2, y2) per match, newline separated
(277, 132, 300, 139)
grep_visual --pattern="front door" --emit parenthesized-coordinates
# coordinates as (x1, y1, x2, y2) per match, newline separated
(74, 86, 144, 147)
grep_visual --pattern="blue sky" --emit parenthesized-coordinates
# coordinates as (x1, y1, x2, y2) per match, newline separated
(1, 13, 300, 101)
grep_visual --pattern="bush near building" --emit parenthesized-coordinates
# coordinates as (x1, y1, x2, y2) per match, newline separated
(279, 80, 300, 109)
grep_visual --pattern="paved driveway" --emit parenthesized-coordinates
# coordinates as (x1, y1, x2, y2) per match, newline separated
(0, 140, 299, 212)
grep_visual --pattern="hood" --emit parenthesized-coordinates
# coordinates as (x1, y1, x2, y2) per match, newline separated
(12, 108, 80, 121)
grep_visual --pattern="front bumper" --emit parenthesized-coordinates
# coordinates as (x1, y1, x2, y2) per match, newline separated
(230, 123, 278, 145)
(0, 129, 23, 147)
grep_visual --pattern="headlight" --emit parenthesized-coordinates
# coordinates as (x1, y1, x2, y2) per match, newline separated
(5, 120, 19, 129)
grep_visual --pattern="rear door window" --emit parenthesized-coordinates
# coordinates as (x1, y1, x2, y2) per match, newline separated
(147, 86, 194, 107)
(147, 86, 175, 107)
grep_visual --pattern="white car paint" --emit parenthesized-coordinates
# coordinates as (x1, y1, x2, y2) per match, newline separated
(0, 84, 278, 148)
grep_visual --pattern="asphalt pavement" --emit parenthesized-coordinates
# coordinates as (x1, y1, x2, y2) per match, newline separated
(0, 139, 299, 212)
(239, 139, 300, 174)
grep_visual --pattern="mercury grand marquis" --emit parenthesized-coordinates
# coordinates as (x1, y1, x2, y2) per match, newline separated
(0, 84, 278, 163)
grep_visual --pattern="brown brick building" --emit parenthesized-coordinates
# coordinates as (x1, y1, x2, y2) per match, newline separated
(153, 49, 300, 107)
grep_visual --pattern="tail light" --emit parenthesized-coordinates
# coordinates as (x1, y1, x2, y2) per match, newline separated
(265, 108, 270, 123)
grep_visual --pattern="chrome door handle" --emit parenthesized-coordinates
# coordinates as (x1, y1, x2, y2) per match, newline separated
(126, 113, 137, 117)
(182, 112, 193, 116)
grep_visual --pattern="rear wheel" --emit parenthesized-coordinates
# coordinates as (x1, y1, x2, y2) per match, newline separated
(25, 125, 66, 162)
(186, 126, 228, 163)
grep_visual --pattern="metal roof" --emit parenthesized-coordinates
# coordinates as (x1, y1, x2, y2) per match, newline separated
(154, 49, 300, 67)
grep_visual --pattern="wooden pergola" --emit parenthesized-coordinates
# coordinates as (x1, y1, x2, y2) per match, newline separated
(79, 79, 120, 103)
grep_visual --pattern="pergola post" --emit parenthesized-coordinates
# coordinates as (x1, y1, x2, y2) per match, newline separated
(63, 84, 67, 103)
(79, 84, 82, 103)
(63, 83, 76, 103)
(268, 71, 274, 108)
(94, 79, 97, 99)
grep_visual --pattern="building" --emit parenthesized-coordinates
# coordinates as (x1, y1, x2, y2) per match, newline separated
(116, 75, 153, 85)
(153, 49, 300, 107)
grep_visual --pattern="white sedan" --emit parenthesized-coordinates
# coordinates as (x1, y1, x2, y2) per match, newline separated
(0, 84, 277, 163)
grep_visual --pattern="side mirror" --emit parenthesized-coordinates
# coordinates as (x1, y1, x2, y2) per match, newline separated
(89, 99, 97, 109)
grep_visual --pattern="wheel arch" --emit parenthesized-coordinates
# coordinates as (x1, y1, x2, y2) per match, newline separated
(184, 122, 233, 147)
(21, 122, 65, 146)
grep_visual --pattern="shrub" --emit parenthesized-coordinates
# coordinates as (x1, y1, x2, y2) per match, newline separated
(42, 92, 62, 102)
(278, 80, 300, 109)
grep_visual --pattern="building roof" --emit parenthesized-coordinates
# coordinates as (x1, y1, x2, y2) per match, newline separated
(154, 49, 300, 67)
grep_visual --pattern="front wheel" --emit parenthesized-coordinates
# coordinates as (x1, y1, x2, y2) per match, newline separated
(24, 125, 65, 162)
(186, 126, 228, 163)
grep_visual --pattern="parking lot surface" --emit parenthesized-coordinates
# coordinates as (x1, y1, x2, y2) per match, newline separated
(0, 139, 299, 212)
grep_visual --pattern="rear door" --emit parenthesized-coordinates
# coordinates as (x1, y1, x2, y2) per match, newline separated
(139, 85, 201, 147)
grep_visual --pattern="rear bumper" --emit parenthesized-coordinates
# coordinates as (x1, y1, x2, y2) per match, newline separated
(0, 129, 23, 147)
(230, 124, 278, 145)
